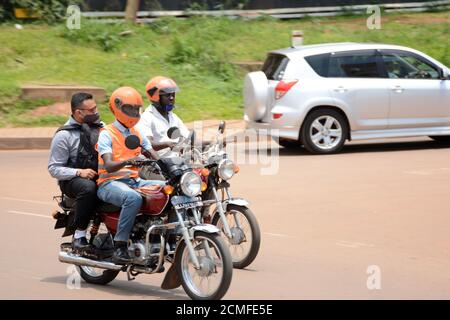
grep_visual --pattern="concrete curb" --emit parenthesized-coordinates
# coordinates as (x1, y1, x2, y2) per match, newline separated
(0, 137, 52, 150)
(0, 132, 272, 150)
(0, 119, 271, 150)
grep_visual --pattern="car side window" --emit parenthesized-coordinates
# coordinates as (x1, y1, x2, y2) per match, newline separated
(304, 53, 329, 77)
(328, 51, 380, 78)
(305, 50, 382, 78)
(381, 51, 440, 79)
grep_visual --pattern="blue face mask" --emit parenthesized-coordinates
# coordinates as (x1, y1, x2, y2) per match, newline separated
(164, 104, 174, 112)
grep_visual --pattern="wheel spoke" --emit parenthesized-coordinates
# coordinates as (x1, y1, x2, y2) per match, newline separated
(312, 120, 323, 131)
(325, 117, 334, 129)
(312, 133, 323, 144)
(329, 129, 342, 137)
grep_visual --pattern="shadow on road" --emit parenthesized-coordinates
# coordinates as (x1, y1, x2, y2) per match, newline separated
(40, 276, 187, 300)
(275, 140, 450, 157)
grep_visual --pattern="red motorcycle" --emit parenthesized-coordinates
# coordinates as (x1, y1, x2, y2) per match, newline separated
(54, 135, 233, 300)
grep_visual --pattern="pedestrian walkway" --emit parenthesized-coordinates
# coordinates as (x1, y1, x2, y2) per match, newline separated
(0, 119, 247, 150)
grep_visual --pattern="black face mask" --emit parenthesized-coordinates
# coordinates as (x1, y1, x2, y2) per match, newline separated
(83, 112, 100, 124)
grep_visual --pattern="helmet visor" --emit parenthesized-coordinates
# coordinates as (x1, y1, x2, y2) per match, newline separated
(159, 86, 179, 96)
(121, 104, 141, 118)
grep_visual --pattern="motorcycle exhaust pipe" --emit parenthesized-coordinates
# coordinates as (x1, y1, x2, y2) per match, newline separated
(58, 251, 122, 271)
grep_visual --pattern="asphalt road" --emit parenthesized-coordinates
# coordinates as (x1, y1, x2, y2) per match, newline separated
(2, 137, 450, 299)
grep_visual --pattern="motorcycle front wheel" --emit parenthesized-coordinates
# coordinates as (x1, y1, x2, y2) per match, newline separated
(176, 231, 232, 300)
(212, 204, 261, 269)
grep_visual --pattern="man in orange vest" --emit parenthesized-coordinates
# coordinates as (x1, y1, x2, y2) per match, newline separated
(97, 87, 163, 265)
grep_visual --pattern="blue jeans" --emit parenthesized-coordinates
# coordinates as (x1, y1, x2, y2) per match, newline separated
(97, 177, 165, 242)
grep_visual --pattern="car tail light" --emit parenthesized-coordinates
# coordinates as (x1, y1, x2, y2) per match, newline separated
(275, 80, 298, 100)
(272, 113, 283, 119)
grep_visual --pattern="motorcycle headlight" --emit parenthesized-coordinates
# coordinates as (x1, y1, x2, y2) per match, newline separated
(180, 172, 202, 197)
(218, 159, 235, 180)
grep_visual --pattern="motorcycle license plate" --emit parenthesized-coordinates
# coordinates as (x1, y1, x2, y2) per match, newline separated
(171, 196, 203, 210)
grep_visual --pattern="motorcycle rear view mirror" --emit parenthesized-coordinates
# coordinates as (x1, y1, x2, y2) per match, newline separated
(167, 126, 181, 139)
(125, 135, 141, 150)
(218, 121, 226, 134)
(190, 130, 196, 147)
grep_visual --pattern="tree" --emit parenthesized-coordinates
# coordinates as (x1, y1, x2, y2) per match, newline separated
(125, 0, 140, 22)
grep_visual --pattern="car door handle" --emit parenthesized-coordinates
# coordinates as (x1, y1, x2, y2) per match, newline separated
(334, 86, 347, 93)
(391, 85, 404, 93)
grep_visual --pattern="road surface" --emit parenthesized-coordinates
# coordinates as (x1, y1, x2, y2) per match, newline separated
(1, 137, 450, 299)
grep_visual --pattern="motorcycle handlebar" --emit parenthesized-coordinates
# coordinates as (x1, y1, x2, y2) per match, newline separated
(128, 159, 157, 167)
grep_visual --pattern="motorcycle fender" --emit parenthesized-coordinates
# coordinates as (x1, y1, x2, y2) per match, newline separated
(223, 198, 249, 210)
(189, 224, 220, 238)
(162, 224, 218, 290)
(161, 241, 184, 290)
(161, 225, 221, 290)
(161, 262, 182, 290)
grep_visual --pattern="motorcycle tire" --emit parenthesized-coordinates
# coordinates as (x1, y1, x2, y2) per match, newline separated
(212, 204, 261, 269)
(176, 231, 232, 300)
(78, 266, 119, 285)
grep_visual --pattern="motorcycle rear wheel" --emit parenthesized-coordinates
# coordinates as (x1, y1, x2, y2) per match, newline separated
(78, 266, 119, 285)
(77, 223, 119, 285)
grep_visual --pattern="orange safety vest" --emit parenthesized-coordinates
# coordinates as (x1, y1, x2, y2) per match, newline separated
(97, 123, 143, 186)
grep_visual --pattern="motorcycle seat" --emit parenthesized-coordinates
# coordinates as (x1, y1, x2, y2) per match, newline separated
(60, 195, 120, 213)
(96, 200, 121, 213)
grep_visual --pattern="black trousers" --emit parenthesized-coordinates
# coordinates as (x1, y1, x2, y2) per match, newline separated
(59, 177, 98, 230)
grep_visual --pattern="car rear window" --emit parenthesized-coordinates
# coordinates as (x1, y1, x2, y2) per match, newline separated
(262, 54, 289, 80)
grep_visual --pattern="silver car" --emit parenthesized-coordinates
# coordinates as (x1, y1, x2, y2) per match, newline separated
(244, 43, 450, 154)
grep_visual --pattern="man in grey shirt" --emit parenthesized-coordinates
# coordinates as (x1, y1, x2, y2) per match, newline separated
(48, 92, 102, 252)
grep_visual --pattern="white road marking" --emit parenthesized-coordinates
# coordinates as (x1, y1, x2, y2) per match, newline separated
(404, 168, 450, 176)
(336, 241, 375, 248)
(7, 210, 52, 219)
(1, 197, 54, 206)
(404, 170, 430, 176)
(264, 232, 296, 238)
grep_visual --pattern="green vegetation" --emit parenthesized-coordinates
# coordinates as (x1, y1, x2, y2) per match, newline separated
(1, 0, 78, 24)
(0, 11, 448, 127)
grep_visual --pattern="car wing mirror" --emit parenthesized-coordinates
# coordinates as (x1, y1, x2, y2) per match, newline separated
(442, 68, 449, 80)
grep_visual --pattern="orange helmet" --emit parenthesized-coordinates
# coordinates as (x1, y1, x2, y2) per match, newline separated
(109, 87, 143, 128)
(145, 76, 179, 102)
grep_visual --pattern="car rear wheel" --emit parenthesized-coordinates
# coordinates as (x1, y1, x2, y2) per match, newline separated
(301, 108, 348, 154)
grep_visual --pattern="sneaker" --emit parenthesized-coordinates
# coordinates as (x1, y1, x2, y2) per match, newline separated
(72, 236, 90, 252)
